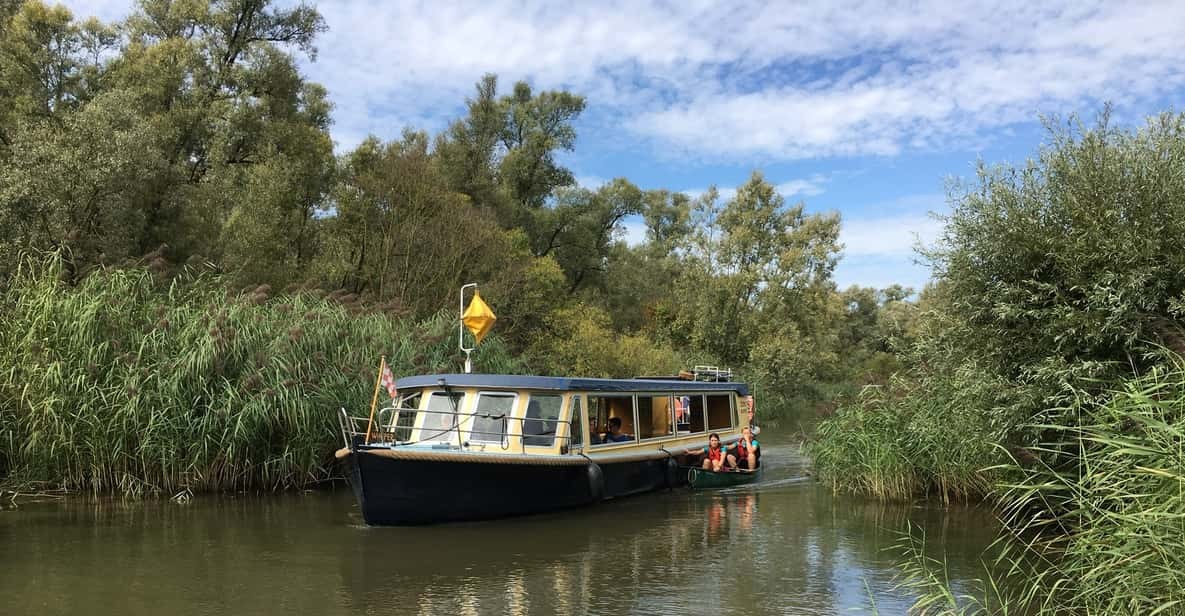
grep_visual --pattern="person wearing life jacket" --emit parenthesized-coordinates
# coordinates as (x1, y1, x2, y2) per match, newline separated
(731, 425, 760, 470)
(687, 433, 731, 471)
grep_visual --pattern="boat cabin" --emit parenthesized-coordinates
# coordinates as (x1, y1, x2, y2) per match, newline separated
(367, 374, 748, 455)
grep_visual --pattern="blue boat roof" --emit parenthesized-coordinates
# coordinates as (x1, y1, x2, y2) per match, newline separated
(395, 373, 749, 396)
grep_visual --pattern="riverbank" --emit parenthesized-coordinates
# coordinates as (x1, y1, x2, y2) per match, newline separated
(808, 114, 1185, 614)
(0, 256, 521, 496)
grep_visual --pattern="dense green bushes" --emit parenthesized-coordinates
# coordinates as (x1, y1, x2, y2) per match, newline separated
(0, 255, 521, 494)
(812, 112, 1185, 613)
(814, 111, 1185, 498)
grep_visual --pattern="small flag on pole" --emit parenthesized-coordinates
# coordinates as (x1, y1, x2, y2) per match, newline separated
(380, 360, 398, 400)
(462, 291, 497, 345)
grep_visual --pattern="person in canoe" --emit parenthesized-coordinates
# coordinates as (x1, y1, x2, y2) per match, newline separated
(687, 433, 734, 471)
(730, 425, 759, 470)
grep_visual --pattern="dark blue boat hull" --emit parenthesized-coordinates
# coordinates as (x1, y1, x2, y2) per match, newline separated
(346, 450, 682, 525)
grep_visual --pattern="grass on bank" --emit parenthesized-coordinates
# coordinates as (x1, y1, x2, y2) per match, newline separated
(0, 254, 522, 496)
(807, 363, 1005, 503)
(867, 361, 1185, 615)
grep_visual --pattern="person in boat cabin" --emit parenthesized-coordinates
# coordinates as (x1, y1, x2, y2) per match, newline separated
(688, 433, 734, 471)
(729, 426, 760, 470)
(604, 416, 632, 442)
(588, 417, 603, 445)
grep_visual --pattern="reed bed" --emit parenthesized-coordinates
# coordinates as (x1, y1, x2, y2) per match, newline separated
(883, 361, 1185, 615)
(807, 367, 1001, 502)
(0, 255, 521, 495)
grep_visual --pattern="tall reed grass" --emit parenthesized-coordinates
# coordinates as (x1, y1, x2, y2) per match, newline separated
(0, 255, 522, 495)
(807, 365, 1003, 502)
(888, 360, 1185, 614)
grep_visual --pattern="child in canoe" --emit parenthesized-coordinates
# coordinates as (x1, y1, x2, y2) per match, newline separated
(685, 433, 735, 471)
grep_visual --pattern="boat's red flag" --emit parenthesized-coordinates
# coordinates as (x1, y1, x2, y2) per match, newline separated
(380, 360, 398, 400)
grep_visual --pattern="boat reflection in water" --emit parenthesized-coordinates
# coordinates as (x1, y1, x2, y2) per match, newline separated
(337, 487, 772, 615)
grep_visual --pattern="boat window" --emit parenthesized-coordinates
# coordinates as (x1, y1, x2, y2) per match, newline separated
(636, 395, 674, 440)
(588, 395, 636, 445)
(706, 394, 732, 430)
(568, 395, 584, 450)
(523, 394, 563, 447)
(422, 391, 463, 442)
(387, 391, 421, 442)
(676, 395, 706, 435)
(471, 392, 515, 445)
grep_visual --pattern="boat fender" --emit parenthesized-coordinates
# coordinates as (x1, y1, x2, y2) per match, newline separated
(586, 462, 605, 502)
(665, 455, 679, 488)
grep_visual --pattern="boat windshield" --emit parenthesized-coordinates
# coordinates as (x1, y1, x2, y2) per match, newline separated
(421, 391, 463, 442)
(471, 392, 515, 444)
(523, 394, 563, 447)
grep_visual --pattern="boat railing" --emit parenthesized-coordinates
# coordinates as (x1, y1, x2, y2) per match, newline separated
(338, 405, 574, 454)
(692, 365, 732, 381)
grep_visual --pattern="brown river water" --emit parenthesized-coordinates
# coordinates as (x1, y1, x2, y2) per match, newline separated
(1, 440, 999, 615)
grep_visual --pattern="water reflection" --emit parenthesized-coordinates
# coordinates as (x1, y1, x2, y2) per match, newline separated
(0, 442, 999, 615)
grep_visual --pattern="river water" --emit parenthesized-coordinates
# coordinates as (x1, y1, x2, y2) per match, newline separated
(1, 441, 999, 615)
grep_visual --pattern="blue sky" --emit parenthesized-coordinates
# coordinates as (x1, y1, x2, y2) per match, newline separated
(64, 0, 1185, 291)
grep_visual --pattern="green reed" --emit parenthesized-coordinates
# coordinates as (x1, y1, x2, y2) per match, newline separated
(807, 368, 1000, 502)
(0, 254, 521, 495)
(886, 360, 1185, 615)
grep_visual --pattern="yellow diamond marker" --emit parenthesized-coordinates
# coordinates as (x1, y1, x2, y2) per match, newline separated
(462, 291, 497, 344)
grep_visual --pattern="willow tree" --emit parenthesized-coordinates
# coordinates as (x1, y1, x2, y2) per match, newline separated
(0, 0, 335, 285)
(665, 172, 843, 400)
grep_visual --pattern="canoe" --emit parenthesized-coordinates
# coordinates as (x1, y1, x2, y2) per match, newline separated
(685, 465, 761, 489)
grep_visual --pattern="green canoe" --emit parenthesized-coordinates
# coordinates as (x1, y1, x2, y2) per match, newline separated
(685, 466, 762, 489)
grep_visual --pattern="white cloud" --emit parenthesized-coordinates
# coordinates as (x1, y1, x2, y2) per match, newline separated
(834, 255, 933, 292)
(53, 1, 1185, 158)
(840, 214, 943, 258)
(575, 175, 608, 190)
(54, 0, 128, 21)
(837, 192, 947, 260)
(620, 217, 648, 247)
(776, 175, 827, 198)
(681, 187, 738, 203)
(682, 174, 826, 202)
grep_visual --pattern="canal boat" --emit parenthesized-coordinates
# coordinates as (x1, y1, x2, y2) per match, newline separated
(686, 466, 762, 489)
(335, 370, 755, 525)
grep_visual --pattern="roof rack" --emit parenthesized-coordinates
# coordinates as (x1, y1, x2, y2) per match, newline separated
(691, 365, 732, 382)
(634, 366, 734, 382)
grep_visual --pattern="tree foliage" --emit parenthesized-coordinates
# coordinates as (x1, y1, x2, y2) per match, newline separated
(814, 111, 1185, 505)
(0, 0, 912, 432)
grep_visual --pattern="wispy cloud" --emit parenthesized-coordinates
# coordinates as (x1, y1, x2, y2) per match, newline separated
(681, 187, 738, 203)
(776, 175, 827, 198)
(840, 214, 943, 258)
(55, 1, 1185, 160)
(574, 175, 608, 190)
(682, 174, 827, 203)
(620, 218, 648, 247)
(838, 193, 947, 259)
